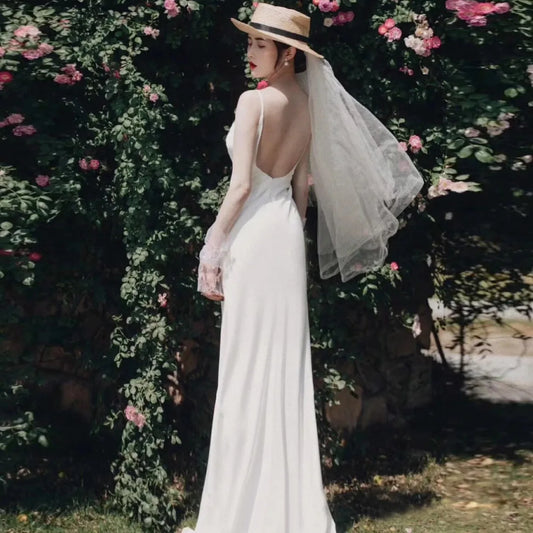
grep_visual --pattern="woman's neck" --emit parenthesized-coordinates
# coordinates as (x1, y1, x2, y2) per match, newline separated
(265, 62, 297, 89)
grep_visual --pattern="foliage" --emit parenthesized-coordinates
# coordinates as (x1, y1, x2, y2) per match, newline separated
(0, 0, 531, 530)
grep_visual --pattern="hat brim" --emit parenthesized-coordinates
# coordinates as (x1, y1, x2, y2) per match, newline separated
(230, 18, 324, 59)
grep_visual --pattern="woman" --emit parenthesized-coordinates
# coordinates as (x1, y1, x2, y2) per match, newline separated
(193, 4, 423, 532)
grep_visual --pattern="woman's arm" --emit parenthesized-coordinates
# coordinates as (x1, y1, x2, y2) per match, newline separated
(292, 138, 311, 224)
(197, 90, 260, 300)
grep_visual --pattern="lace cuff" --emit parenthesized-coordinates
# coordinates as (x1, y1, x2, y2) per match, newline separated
(197, 223, 229, 297)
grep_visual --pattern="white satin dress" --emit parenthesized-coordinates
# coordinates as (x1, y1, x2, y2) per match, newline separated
(190, 89, 337, 533)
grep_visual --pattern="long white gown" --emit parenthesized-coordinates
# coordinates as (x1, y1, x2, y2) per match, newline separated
(192, 89, 337, 533)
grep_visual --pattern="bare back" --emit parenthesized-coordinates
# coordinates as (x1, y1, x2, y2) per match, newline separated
(255, 85, 311, 179)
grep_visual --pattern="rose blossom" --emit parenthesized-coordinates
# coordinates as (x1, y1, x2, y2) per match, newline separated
(323, 17, 334, 27)
(5, 113, 24, 125)
(124, 405, 146, 429)
(0, 47, 5, 57)
(13, 124, 36, 136)
(35, 174, 50, 187)
(0, 250, 15, 256)
(158, 292, 168, 308)
(387, 27, 402, 41)
(79, 158, 89, 170)
(384, 18, 396, 29)
(22, 49, 43, 60)
(28, 252, 42, 261)
(149, 93, 159, 102)
(493, 2, 510, 14)
(0, 71, 14, 83)
(408, 134, 423, 153)
(89, 159, 100, 170)
(390, 261, 399, 271)
(14, 25, 41, 38)
(378, 24, 388, 35)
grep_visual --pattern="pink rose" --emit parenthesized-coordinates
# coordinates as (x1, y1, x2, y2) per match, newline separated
(378, 24, 388, 35)
(345, 11, 355, 22)
(54, 74, 72, 85)
(102, 63, 110, 72)
(144, 26, 153, 35)
(158, 292, 168, 308)
(468, 15, 488, 26)
(38, 43, 54, 55)
(384, 18, 396, 29)
(330, 1, 340, 13)
(387, 27, 402, 41)
(89, 159, 100, 170)
(124, 405, 146, 429)
(0, 71, 14, 84)
(149, 93, 159, 102)
(0, 250, 15, 256)
(0, 47, 5, 57)
(13, 25, 41, 38)
(6, 113, 24, 125)
(408, 134, 423, 153)
(474, 2, 496, 15)
(113, 70, 121, 79)
(79, 158, 89, 170)
(257, 80, 269, 90)
(13, 124, 36, 136)
(390, 261, 399, 271)
(28, 252, 42, 261)
(493, 2, 510, 14)
(426, 36, 441, 49)
(318, 0, 332, 13)
(22, 49, 43, 60)
(164, 0, 177, 9)
(35, 174, 50, 187)
(143, 84, 151, 93)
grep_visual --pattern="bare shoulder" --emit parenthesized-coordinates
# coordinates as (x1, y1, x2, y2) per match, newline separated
(235, 89, 261, 114)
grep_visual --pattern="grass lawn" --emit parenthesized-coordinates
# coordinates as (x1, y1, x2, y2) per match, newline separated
(2, 386, 532, 532)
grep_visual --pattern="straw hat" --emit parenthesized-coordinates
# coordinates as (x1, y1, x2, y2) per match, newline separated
(231, 3, 323, 59)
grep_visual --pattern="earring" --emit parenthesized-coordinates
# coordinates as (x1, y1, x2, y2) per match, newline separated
(284, 59, 289, 66)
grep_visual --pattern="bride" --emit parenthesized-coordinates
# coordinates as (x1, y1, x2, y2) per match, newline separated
(193, 4, 423, 532)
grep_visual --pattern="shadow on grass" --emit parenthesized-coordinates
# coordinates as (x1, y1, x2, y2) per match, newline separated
(325, 361, 533, 531)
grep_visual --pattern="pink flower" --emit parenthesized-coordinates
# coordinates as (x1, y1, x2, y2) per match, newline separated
(0, 71, 14, 84)
(113, 70, 121, 79)
(149, 93, 159, 102)
(79, 158, 89, 170)
(408, 134, 423, 153)
(0, 250, 15, 256)
(89, 159, 100, 170)
(13, 25, 41, 38)
(378, 24, 388, 35)
(6, 113, 24, 125)
(38, 42, 54, 55)
(124, 405, 147, 429)
(35, 174, 50, 187)
(446, 181, 470, 193)
(467, 15, 488, 26)
(398, 141, 408, 151)
(399, 66, 414, 76)
(474, 2, 496, 15)
(257, 80, 269, 90)
(28, 252, 42, 261)
(158, 292, 168, 308)
(387, 27, 402, 41)
(144, 26, 154, 35)
(330, 1, 340, 12)
(390, 261, 399, 271)
(13, 124, 36, 136)
(164, 0, 180, 17)
(384, 18, 396, 29)
(0, 47, 5, 57)
(318, 0, 333, 13)
(54, 74, 72, 85)
(493, 2, 510, 14)
(102, 63, 110, 72)
(22, 49, 43, 60)
(344, 11, 355, 22)
(426, 36, 441, 49)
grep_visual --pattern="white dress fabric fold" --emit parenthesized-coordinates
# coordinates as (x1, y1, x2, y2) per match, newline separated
(193, 90, 337, 533)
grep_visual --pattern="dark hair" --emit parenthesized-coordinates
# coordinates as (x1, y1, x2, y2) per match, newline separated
(274, 41, 307, 73)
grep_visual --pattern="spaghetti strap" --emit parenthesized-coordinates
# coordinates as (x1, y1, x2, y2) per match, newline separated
(255, 89, 264, 154)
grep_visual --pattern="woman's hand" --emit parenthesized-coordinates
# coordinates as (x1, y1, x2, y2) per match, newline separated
(198, 263, 224, 301)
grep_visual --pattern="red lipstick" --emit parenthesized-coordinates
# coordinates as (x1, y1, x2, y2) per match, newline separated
(249, 62, 257, 70)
